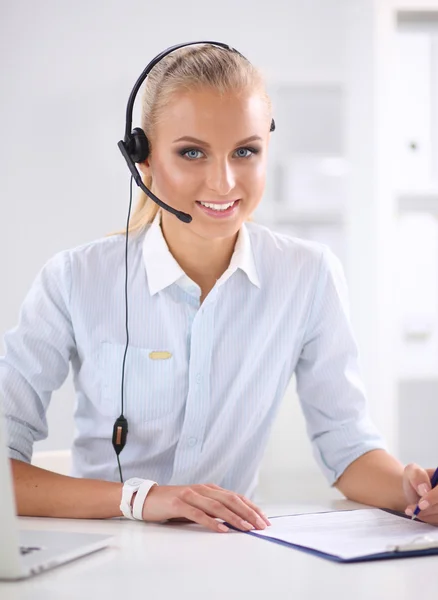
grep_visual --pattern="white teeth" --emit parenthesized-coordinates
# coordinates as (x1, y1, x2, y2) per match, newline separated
(199, 201, 236, 211)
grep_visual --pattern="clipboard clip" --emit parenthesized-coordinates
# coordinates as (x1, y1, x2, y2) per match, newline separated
(386, 534, 438, 553)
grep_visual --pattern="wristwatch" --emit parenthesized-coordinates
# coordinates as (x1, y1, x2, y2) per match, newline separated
(120, 478, 157, 520)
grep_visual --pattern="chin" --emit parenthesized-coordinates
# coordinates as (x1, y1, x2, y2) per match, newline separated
(191, 220, 242, 241)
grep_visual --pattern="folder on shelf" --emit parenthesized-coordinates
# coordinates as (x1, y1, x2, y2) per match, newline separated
(236, 509, 438, 563)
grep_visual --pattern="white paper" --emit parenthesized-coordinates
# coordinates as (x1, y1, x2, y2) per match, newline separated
(254, 509, 438, 560)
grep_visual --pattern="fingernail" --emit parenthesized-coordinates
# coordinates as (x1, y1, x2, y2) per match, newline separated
(256, 517, 266, 529)
(262, 513, 272, 525)
(405, 508, 413, 516)
(240, 520, 254, 531)
(419, 500, 430, 511)
(218, 523, 229, 533)
(418, 484, 430, 497)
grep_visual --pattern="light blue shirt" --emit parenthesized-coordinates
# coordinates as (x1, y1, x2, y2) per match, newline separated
(0, 211, 385, 497)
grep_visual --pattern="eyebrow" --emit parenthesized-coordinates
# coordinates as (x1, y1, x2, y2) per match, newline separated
(172, 135, 263, 147)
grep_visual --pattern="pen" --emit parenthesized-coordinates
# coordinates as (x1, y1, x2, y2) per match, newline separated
(411, 466, 438, 520)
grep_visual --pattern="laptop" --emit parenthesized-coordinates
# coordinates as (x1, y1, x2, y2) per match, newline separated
(0, 411, 114, 580)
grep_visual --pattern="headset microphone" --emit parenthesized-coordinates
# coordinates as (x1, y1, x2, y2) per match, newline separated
(117, 138, 192, 224)
(117, 41, 242, 225)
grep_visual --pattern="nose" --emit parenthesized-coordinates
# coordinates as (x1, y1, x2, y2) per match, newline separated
(205, 158, 236, 196)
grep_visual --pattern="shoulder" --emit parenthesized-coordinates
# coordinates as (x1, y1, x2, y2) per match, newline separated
(63, 231, 145, 272)
(246, 221, 328, 271)
(68, 232, 141, 263)
(39, 231, 146, 290)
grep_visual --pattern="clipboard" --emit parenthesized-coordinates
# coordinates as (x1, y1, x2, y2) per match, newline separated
(228, 509, 438, 563)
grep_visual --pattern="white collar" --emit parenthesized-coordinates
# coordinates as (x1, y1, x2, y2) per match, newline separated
(142, 210, 260, 296)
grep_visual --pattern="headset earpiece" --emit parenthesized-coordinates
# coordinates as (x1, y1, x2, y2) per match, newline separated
(270, 118, 276, 132)
(126, 127, 150, 163)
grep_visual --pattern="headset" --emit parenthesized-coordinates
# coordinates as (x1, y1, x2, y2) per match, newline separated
(113, 41, 276, 482)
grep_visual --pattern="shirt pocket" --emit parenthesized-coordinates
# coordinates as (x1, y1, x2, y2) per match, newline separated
(99, 341, 177, 422)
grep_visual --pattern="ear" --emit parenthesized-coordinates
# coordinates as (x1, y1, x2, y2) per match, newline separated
(137, 158, 152, 178)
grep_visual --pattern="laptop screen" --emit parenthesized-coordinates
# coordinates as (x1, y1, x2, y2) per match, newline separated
(0, 407, 23, 575)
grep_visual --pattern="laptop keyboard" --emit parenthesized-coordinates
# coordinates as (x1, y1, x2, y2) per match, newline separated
(20, 546, 42, 556)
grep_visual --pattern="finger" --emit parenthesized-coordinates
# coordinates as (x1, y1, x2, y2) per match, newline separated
(236, 494, 271, 526)
(183, 488, 260, 532)
(210, 490, 267, 530)
(405, 505, 438, 525)
(175, 498, 230, 533)
(204, 484, 270, 526)
(426, 468, 437, 480)
(421, 486, 438, 508)
(406, 487, 438, 516)
(201, 485, 267, 529)
(197, 497, 258, 532)
(405, 502, 424, 516)
(405, 503, 438, 515)
(416, 506, 438, 519)
(403, 463, 432, 502)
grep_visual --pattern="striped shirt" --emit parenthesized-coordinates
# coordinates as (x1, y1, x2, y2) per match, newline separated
(0, 211, 386, 497)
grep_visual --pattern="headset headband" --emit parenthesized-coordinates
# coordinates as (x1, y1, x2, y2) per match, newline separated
(124, 41, 240, 141)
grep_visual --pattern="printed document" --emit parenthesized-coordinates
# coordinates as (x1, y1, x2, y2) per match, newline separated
(253, 509, 438, 559)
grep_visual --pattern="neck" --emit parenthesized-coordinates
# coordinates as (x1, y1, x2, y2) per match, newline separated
(160, 212, 238, 288)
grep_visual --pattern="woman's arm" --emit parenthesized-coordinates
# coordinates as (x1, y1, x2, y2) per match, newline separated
(10, 459, 271, 532)
(294, 248, 388, 486)
(335, 450, 438, 525)
(11, 459, 123, 518)
(293, 248, 436, 519)
(334, 449, 405, 511)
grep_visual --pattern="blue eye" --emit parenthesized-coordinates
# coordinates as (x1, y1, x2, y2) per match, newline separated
(181, 148, 204, 160)
(179, 146, 259, 160)
(234, 147, 258, 158)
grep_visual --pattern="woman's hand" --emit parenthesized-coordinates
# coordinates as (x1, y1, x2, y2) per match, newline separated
(403, 463, 438, 525)
(142, 483, 271, 533)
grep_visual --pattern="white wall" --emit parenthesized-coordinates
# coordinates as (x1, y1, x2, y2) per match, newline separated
(0, 0, 347, 494)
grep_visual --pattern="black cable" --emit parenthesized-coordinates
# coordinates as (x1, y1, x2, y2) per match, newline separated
(116, 447, 123, 484)
(121, 175, 134, 415)
(116, 175, 134, 483)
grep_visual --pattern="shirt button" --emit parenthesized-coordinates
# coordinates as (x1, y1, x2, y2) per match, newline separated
(195, 373, 202, 384)
(188, 437, 197, 447)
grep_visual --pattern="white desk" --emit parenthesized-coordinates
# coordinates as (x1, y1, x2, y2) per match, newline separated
(1, 496, 437, 600)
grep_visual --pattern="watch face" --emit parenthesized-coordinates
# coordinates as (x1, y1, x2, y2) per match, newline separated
(126, 478, 144, 488)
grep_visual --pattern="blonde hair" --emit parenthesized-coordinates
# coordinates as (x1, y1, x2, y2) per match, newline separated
(122, 44, 271, 235)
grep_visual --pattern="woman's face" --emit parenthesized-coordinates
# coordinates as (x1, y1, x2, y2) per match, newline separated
(140, 86, 271, 240)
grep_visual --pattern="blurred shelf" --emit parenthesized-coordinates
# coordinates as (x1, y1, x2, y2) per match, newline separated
(272, 213, 344, 227)
(398, 188, 438, 214)
(397, 10, 438, 33)
(397, 375, 438, 383)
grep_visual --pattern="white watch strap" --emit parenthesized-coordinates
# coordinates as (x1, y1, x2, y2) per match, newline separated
(120, 481, 143, 520)
(133, 480, 158, 520)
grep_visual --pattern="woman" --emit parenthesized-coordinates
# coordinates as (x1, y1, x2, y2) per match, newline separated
(1, 43, 436, 532)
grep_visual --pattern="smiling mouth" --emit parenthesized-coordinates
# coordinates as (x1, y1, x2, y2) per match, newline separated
(196, 200, 238, 211)
(195, 199, 241, 217)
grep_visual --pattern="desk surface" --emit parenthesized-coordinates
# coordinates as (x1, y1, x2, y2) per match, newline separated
(1, 497, 436, 600)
